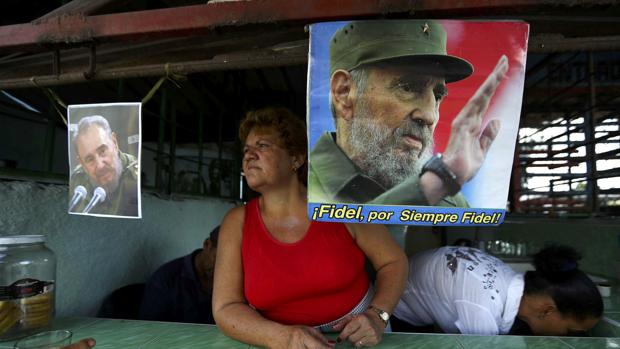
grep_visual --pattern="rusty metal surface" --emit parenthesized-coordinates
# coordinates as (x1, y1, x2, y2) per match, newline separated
(3, 30, 620, 89)
(3, 0, 618, 52)
(0, 46, 308, 89)
(0, 0, 619, 87)
(0, 0, 415, 52)
(0, 25, 308, 88)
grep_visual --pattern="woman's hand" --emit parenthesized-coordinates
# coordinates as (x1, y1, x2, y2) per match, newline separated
(333, 311, 384, 347)
(277, 326, 335, 349)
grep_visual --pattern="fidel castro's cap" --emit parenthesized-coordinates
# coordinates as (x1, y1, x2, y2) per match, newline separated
(329, 20, 473, 83)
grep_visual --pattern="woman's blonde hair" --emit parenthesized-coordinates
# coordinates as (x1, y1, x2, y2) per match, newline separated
(239, 107, 307, 186)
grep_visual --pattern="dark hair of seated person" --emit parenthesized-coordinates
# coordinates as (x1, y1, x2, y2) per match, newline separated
(209, 225, 220, 246)
(523, 245, 603, 325)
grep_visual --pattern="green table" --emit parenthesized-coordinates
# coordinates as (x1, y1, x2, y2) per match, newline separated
(1, 317, 618, 349)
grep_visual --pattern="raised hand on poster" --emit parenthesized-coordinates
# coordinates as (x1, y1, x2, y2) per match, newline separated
(425, 55, 509, 205)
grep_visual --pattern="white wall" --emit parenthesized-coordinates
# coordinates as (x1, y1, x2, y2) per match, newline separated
(0, 181, 235, 316)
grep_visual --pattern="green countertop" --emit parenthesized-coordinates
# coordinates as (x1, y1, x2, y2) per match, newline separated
(594, 277, 620, 338)
(1, 317, 619, 349)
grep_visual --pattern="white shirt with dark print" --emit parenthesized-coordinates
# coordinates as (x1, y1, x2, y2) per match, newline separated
(393, 247, 524, 335)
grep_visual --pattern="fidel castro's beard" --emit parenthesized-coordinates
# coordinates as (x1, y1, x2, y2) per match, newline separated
(347, 104, 434, 190)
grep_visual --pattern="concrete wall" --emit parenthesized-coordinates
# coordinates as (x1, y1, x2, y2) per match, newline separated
(0, 181, 235, 317)
(495, 218, 620, 280)
(441, 218, 620, 280)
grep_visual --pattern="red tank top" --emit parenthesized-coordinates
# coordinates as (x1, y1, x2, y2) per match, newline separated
(242, 198, 369, 326)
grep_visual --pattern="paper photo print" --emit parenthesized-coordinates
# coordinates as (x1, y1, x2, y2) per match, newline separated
(67, 103, 142, 218)
(307, 20, 529, 226)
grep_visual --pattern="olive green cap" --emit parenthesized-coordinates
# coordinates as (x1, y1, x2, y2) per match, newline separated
(329, 20, 473, 83)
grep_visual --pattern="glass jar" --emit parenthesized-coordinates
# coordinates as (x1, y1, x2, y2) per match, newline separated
(0, 235, 56, 340)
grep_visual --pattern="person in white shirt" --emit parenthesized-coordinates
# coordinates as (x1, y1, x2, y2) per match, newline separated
(393, 245, 603, 336)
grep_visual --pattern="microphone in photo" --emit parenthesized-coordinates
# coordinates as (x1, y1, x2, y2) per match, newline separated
(82, 187, 107, 214)
(69, 185, 87, 212)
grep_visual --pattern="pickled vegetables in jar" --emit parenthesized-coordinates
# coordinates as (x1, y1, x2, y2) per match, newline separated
(0, 236, 56, 340)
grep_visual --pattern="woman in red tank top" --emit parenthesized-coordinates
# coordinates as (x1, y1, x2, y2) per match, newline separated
(213, 107, 407, 349)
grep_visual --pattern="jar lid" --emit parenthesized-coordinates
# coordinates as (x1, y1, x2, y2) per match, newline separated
(0, 235, 46, 245)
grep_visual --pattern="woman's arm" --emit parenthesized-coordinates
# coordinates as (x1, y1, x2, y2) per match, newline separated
(351, 223, 408, 313)
(335, 223, 408, 346)
(212, 206, 334, 349)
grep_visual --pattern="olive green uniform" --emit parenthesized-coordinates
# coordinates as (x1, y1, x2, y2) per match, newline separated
(69, 152, 139, 216)
(308, 132, 469, 207)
